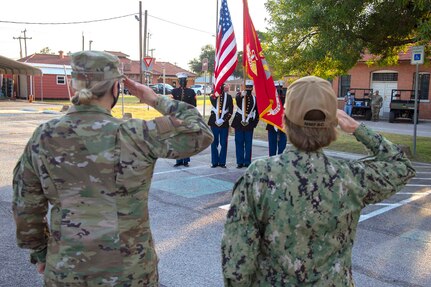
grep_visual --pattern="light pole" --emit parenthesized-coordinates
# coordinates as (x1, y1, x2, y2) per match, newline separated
(13, 35, 23, 58)
(89, 40, 93, 51)
(149, 48, 156, 57)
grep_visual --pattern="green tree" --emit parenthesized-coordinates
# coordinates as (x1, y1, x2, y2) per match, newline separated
(233, 51, 244, 78)
(189, 45, 244, 80)
(265, 0, 431, 79)
(39, 47, 55, 55)
(188, 45, 215, 76)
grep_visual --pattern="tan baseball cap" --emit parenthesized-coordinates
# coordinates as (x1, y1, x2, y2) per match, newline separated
(284, 76, 338, 128)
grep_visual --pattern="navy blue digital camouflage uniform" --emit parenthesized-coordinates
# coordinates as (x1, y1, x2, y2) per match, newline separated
(221, 124, 416, 286)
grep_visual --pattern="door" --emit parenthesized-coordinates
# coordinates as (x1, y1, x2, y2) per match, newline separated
(371, 82, 398, 116)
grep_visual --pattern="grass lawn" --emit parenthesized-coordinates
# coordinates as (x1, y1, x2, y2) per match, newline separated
(40, 95, 431, 163)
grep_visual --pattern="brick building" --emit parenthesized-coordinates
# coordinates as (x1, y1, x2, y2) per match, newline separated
(12, 51, 195, 100)
(332, 47, 430, 120)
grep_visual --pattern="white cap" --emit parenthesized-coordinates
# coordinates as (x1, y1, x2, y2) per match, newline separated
(176, 72, 188, 79)
(274, 80, 284, 87)
(245, 79, 254, 86)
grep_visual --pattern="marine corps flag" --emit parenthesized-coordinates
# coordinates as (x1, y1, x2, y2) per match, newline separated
(243, 0, 283, 130)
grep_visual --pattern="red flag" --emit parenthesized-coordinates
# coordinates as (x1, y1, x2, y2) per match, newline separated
(243, 0, 283, 129)
(214, 0, 238, 96)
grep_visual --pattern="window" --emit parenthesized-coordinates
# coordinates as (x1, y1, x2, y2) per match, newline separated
(413, 73, 430, 100)
(372, 73, 398, 81)
(57, 75, 66, 85)
(338, 75, 351, 98)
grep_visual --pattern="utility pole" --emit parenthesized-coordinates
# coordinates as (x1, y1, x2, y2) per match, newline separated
(149, 48, 156, 57)
(137, 1, 143, 84)
(21, 29, 32, 57)
(82, 32, 85, 51)
(147, 32, 152, 56)
(143, 10, 148, 84)
(144, 10, 148, 58)
(13, 34, 23, 58)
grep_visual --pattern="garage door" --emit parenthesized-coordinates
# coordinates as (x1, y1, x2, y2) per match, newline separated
(371, 72, 398, 116)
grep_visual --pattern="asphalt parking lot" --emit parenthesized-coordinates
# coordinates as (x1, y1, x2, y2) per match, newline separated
(1, 99, 430, 287)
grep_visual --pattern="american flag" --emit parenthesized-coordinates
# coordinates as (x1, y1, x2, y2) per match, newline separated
(214, 0, 237, 96)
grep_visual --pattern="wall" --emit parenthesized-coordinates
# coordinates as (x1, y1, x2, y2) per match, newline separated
(334, 61, 431, 120)
(31, 74, 71, 100)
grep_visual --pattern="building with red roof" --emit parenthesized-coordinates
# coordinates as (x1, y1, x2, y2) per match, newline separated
(11, 50, 196, 100)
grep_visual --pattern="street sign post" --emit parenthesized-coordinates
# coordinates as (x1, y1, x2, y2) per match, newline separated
(411, 45, 425, 155)
(202, 58, 209, 117)
(411, 46, 424, 65)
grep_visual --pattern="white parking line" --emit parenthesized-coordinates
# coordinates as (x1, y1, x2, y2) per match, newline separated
(397, 192, 428, 195)
(359, 189, 431, 222)
(219, 190, 431, 223)
(219, 204, 230, 210)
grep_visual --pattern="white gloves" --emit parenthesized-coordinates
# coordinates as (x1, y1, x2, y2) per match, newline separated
(215, 118, 224, 126)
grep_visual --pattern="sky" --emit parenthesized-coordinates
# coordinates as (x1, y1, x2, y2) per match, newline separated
(1, 0, 270, 70)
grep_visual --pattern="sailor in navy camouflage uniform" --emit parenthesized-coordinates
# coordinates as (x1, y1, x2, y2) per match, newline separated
(221, 76, 416, 287)
(231, 80, 259, 168)
(171, 72, 197, 167)
(266, 80, 287, 156)
(208, 83, 233, 168)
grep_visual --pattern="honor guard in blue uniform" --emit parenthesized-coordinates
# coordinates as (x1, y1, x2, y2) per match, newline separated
(266, 80, 287, 156)
(171, 72, 197, 167)
(231, 80, 259, 168)
(208, 83, 234, 168)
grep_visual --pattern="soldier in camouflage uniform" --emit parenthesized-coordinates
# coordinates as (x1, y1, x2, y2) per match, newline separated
(12, 50, 213, 287)
(371, 90, 383, 121)
(221, 76, 415, 286)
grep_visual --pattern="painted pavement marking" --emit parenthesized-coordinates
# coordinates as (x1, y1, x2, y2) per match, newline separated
(359, 189, 431, 222)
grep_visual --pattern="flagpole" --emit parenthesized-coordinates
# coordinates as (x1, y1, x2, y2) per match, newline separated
(215, 0, 219, 90)
(242, 0, 246, 88)
(216, 0, 219, 36)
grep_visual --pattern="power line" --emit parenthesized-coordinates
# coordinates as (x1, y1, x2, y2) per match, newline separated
(148, 15, 214, 36)
(0, 13, 136, 25)
(0, 12, 214, 36)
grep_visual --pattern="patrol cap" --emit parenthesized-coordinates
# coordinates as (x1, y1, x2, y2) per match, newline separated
(71, 50, 123, 81)
(284, 76, 338, 128)
(176, 72, 188, 79)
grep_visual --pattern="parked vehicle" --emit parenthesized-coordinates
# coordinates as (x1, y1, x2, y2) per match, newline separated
(149, 83, 174, 94)
(389, 89, 420, 123)
(350, 88, 373, 121)
(190, 84, 211, 95)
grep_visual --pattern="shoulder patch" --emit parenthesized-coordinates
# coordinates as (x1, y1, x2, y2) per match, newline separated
(153, 116, 183, 134)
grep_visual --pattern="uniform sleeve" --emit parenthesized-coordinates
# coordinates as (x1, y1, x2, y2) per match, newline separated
(252, 100, 259, 128)
(12, 132, 49, 264)
(235, 95, 242, 107)
(351, 124, 416, 205)
(121, 95, 213, 159)
(221, 173, 261, 287)
(192, 90, 197, 107)
(224, 96, 234, 122)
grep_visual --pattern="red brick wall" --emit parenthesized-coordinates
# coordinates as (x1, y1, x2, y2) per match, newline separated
(334, 61, 431, 120)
